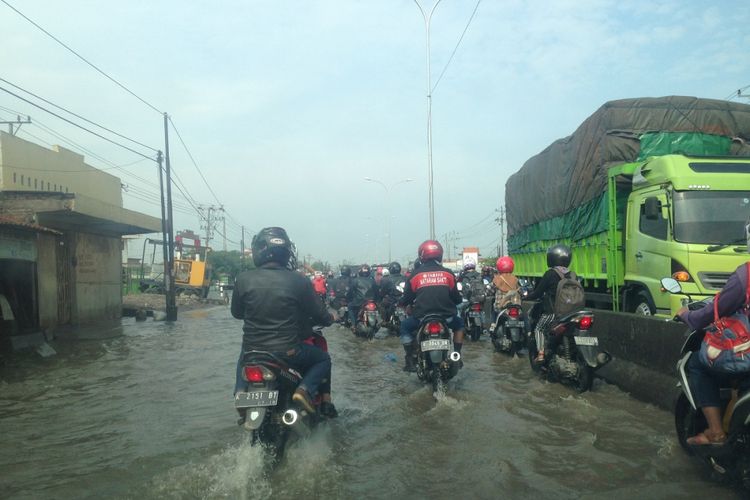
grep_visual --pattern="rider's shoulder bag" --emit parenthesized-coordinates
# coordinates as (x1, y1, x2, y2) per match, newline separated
(552, 268, 585, 316)
(699, 263, 750, 374)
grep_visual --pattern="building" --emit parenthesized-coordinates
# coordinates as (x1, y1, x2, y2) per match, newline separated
(0, 131, 161, 348)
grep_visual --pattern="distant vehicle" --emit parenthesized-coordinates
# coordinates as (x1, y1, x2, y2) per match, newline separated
(139, 231, 212, 297)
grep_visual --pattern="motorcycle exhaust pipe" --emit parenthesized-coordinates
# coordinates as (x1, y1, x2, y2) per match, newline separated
(596, 352, 612, 366)
(449, 351, 461, 362)
(282, 409, 299, 426)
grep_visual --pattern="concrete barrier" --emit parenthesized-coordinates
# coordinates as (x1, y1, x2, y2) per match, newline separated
(590, 310, 686, 410)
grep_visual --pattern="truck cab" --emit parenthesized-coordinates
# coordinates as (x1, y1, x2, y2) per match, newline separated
(621, 155, 750, 315)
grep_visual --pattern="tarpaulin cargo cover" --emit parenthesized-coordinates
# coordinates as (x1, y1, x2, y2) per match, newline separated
(505, 96, 750, 240)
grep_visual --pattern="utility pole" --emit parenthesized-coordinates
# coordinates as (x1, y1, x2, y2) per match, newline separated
(241, 225, 245, 263)
(0, 115, 31, 135)
(220, 207, 227, 251)
(157, 151, 169, 287)
(495, 207, 505, 256)
(163, 113, 177, 321)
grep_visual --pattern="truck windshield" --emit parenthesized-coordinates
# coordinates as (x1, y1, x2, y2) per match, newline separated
(673, 191, 750, 245)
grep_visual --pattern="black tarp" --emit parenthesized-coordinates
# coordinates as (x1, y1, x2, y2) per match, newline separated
(505, 96, 750, 236)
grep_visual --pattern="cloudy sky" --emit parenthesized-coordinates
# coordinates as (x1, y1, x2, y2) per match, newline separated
(2, 0, 749, 265)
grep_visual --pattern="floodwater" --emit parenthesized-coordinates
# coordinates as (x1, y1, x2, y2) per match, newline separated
(0, 305, 742, 499)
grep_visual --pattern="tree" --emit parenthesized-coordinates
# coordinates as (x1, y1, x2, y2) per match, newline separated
(209, 250, 254, 281)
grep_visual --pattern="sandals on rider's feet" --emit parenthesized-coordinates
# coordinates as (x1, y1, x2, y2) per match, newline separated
(686, 431, 727, 446)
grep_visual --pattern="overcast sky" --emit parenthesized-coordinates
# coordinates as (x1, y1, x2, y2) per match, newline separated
(2, 0, 749, 265)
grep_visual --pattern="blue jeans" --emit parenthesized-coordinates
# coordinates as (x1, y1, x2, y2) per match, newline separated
(399, 315, 464, 345)
(234, 342, 331, 396)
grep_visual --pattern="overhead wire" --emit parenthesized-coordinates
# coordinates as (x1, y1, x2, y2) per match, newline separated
(431, 0, 482, 93)
(0, 82, 156, 160)
(0, 0, 163, 115)
(0, 77, 158, 152)
(168, 117, 222, 206)
(726, 84, 750, 101)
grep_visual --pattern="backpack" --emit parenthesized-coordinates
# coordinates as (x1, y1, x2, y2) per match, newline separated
(552, 268, 585, 316)
(698, 264, 750, 374)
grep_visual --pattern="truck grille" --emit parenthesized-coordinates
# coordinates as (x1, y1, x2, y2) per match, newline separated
(698, 272, 732, 291)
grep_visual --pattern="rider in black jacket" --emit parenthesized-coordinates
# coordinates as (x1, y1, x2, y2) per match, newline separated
(231, 227, 335, 416)
(346, 264, 377, 329)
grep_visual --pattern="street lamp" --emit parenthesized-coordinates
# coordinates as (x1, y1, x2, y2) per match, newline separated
(414, 0, 442, 240)
(364, 177, 414, 262)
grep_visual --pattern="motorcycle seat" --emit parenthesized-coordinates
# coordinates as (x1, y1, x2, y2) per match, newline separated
(556, 309, 593, 323)
(419, 314, 449, 325)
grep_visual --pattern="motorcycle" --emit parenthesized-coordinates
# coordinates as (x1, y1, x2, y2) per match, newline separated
(414, 314, 462, 392)
(385, 280, 408, 336)
(355, 299, 381, 339)
(234, 330, 326, 466)
(491, 302, 527, 356)
(527, 308, 611, 392)
(464, 301, 485, 341)
(663, 277, 750, 489)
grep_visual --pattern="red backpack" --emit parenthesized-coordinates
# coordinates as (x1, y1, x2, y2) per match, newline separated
(698, 263, 750, 373)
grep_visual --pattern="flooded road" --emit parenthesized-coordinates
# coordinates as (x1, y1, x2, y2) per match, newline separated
(0, 306, 741, 499)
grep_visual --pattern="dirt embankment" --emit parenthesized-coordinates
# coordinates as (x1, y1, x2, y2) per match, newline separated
(123, 293, 226, 312)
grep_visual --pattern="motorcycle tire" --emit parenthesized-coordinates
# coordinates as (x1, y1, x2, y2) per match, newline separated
(674, 393, 704, 455)
(574, 358, 594, 393)
(470, 324, 481, 342)
(256, 422, 289, 470)
(527, 337, 542, 373)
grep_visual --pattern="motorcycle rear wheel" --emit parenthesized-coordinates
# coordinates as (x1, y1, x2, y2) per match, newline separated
(255, 422, 289, 470)
(470, 324, 481, 342)
(574, 358, 594, 393)
(527, 337, 541, 373)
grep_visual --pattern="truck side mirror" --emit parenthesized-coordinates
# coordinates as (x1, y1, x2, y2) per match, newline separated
(644, 197, 661, 220)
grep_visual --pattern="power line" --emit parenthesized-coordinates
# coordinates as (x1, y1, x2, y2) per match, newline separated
(431, 0, 482, 93)
(0, 83, 155, 160)
(0, 77, 158, 152)
(168, 117, 222, 205)
(726, 84, 750, 101)
(1, 0, 163, 115)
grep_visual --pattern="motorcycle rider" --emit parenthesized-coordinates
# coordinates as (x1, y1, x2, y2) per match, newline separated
(677, 220, 750, 445)
(231, 227, 336, 417)
(399, 240, 465, 372)
(346, 264, 378, 330)
(525, 244, 573, 364)
(492, 256, 521, 311)
(379, 262, 405, 321)
(312, 272, 327, 302)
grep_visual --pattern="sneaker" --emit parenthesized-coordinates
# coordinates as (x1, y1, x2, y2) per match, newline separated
(320, 401, 339, 419)
(292, 388, 316, 413)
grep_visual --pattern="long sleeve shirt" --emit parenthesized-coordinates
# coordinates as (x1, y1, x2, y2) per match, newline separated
(679, 263, 750, 330)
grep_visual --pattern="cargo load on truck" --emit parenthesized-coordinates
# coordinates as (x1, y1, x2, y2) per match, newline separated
(506, 96, 750, 249)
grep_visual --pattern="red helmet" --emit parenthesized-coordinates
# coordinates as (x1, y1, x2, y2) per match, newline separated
(496, 256, 514, 273)
(418, 240, 443, 262)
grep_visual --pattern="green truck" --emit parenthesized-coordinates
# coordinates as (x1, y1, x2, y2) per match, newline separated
(506, 96, 750, 316)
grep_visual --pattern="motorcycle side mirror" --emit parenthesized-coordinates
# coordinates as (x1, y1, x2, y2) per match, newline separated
(660, 277, 682, 294)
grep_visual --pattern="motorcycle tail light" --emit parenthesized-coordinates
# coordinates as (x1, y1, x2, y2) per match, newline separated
(578, 315, 593, 330)
(244, 366, 264, 383)
(426, 322, 442, 335)
(244, 365, 274, 382)
(365, 302, 377, 311)
(471, 303, 482, 312)
(508, 307, 520, 318)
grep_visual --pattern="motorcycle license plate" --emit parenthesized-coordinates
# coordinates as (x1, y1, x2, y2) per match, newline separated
(469, 312, 481, 317)
(234, 390, 279, 408)
(421, 339, 450, 351)
(574, 336, 598, 346)
(506, 320, 523, 327)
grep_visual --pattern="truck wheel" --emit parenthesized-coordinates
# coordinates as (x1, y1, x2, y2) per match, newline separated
(630, 291, 654, 316)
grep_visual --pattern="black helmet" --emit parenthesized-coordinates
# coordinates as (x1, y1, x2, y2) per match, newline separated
(340, 265, 351, 277)
(251, 227, 293, 267)
(358, 264, 371, 277)
(388, 261, 401, 275)
(547, 244, 572, 268)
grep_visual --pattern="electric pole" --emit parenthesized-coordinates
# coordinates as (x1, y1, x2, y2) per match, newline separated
(495, 207, 505, 256)
(241, 225, 245, 263)
(0, 115, 31, 135)
(163, 113, 177, 321)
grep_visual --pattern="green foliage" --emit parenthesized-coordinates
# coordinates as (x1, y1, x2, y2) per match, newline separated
(209, 250, 254, 281)
(310, 260, 330, 272)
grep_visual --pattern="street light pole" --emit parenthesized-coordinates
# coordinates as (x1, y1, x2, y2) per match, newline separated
(414, 0, 441, 240)
(364, 177, 414, 262)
